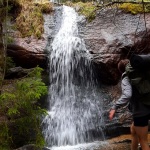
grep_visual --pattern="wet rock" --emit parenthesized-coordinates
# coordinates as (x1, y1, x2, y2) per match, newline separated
(14, 144, 39, 150)
(5, 67, 35, 79)
(14, 144, 50, 150)
(7, 44, 48, 69)
(96, 133, 150, 150)
(7, 13, 56, 69)
(80, 8, 150, 84)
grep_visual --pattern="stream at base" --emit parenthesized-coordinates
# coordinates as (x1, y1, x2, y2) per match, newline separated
(46, 141, 109, 150)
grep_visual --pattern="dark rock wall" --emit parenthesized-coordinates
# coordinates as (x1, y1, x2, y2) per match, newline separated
(7, 7, 150, 84)
(80, 8, 150, 84)
(78, 8, 150, 136)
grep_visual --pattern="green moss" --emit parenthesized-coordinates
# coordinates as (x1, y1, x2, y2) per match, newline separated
(74, 2, 97, 22)
(119, 3, 150, 14)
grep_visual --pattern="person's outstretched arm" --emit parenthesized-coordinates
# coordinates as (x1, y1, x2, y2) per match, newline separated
(109, 109, 116, 120)
(109, 75, 132, 120)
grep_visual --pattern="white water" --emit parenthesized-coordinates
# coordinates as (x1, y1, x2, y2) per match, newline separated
(46, 141, 109, 150)
(42, 6, 106, 149)
(49, 0, 61, 4)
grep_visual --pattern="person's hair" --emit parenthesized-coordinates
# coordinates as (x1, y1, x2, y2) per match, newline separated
(118, 59, 129, 73)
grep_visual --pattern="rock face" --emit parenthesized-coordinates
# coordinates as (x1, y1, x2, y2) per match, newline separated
(7, 43, 48, 69)
(80, 8, 150, 84)
(78, 8, 150, 138)
(7, 14, 55, 69)
(7, 8, 150, 84)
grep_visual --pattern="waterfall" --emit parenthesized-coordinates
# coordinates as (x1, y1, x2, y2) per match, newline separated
(42, 5, 105, 149)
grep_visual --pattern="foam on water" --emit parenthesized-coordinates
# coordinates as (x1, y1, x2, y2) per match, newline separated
(46, 141, 109, 150)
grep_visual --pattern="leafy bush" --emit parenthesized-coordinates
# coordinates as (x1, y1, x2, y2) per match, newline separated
(0, 66, 48, 149)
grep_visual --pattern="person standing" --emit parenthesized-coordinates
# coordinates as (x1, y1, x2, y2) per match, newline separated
(109, 59, 150, 150)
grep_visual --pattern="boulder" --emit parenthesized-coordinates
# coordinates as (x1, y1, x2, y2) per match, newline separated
(5, 66, 35, 79)
(14, 144, 50, 150)
(7, 43, 48, 69)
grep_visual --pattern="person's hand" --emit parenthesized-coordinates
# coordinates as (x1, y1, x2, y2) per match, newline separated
(109, 109, 116, 120)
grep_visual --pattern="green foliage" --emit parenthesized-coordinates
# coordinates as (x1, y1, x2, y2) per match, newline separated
(14, 0, 53, 38)
(119, 3, 150, 14)
(0, 66, 48, 149)
(34, 0, 53, 14)
(7, 36, 14, 43)
(74, 2, 97, 22)
(6, 57, 15, 72)
(16, 2, 44, 38)
(0, 122, 11, 150)
(1, 0, 53, 39)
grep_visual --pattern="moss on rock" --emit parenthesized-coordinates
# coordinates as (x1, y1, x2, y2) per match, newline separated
(34, 0, 53, 13)
(119, 3, 150, 14)
(76, 2, 97, 22)
(65, 1, 97, 22)
(14, 0, 53, 38)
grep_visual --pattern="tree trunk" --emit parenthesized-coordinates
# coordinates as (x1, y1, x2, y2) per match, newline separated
(0, 0, 8, 92)
(0, 23, 4, 92)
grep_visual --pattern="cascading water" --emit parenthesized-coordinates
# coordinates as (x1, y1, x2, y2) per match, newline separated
(42, 5, 107, 149)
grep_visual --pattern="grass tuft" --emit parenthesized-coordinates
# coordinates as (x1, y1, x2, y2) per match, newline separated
(15, 0, 53, 38)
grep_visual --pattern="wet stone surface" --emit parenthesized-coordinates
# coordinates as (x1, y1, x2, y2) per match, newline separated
(97, 134, 150, 150)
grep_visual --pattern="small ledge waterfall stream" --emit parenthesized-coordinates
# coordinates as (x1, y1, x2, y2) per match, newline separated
(42, 5, 107, 150)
